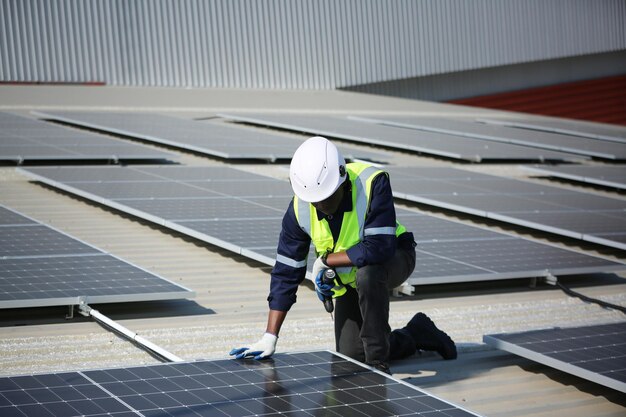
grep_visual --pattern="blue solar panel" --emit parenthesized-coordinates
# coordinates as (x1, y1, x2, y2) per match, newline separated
(522, 165, 626, 190)
(0, 351, 481, 416)
(218, 113, 585, 162)
(351, 115, 626, 160)
(34, 111, 389, 163)
(0, 204, 193, 309)
(484, 322, 626, 393)
(386, 166, 626, 250)
(0, 112, 175, 162)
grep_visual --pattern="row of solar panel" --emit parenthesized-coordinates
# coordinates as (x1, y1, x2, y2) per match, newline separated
(3, 111, 626, 164)
(17, 166, 625, 290)
(0, 111, 389, 164)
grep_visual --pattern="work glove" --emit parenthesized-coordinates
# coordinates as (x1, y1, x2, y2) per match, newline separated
(311, 255, 329, 284)
(229, 332, 277, 360)
(314, 270, 334, 303)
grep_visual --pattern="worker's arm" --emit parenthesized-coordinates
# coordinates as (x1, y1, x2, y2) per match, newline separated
(266, 309, 287, 336)
(230, 200, 308, 360)
(268, 199, 310, 311)
(325, 251, 352, 267)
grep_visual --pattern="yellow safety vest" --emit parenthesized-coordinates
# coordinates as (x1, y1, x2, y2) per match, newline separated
(294, 162, 407, 297)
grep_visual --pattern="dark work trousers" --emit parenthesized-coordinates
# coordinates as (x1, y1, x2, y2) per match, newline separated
(334, 245, 417, 366)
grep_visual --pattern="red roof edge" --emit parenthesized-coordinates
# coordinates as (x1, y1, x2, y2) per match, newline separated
(448, 75, 626, 126)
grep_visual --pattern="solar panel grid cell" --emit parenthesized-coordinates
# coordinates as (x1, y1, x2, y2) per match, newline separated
(0, 226, 99, 257)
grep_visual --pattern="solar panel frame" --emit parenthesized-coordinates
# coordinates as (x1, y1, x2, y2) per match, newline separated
(522, 165, 626, 190)
(0, 350, 482, 416)
(18, 166, 625, 286)
(484, 322, 626, 393)
(350, 115, 626, 160)
(33, 111, 390, 163)
(0, 112, 175, 162)
(0, 204, 194, 309)
(218, 113, 587, 163)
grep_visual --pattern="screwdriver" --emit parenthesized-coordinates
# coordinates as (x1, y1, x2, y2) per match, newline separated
(322, 268, 336, 321)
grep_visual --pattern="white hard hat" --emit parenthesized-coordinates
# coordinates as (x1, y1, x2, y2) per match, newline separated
(289, 136, 346, 203)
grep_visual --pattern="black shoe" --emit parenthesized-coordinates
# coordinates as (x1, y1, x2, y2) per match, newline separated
(405, 312, 457, 360)
(369, 362, 391, 375)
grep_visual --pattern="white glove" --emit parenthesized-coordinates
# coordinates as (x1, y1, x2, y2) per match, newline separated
(311, 255, 329, 282)
(229, 333, 277, 360)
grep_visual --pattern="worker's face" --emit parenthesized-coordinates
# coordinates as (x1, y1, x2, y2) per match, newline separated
(312, 185, 344, 215)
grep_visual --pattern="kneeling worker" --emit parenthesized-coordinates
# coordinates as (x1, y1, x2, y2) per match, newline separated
(230, 136, 456, 373)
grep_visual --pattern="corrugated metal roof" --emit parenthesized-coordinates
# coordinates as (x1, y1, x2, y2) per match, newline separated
(2, 1, 625, 87)
(449, 75, 626, 126)
(0, 86, 625, 416)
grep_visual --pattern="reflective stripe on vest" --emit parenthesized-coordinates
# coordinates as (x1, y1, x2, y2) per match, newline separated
(294, 163, 407, 298)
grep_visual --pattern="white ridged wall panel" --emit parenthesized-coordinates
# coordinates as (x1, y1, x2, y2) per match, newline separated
(1, 0, 625, 88)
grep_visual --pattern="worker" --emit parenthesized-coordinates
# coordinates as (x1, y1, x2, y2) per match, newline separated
(230, 136, 456, 373)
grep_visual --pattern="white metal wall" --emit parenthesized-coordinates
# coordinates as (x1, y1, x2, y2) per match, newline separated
(1, 0, 625, 88)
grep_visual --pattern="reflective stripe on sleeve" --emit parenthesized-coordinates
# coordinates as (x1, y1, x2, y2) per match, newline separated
(364, 226, 397, 236)
(297, 199, 311, 235)
(276, 254, 307, 268)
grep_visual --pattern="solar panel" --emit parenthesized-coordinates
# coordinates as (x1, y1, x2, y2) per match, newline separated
(477, 117, 626, 144)
(218, 113, 585, 163)
(0, 112, 175, 162)
(522, 165, 626, 190)
(350, 115, 626, 160)
(33, 111, 389, 163)
(0, 350, 481, 416)
(0, 204, 193, 309)
(18, 166, 625, 286)
(484, 322, 626, 393)
(386, 166, 626, 250)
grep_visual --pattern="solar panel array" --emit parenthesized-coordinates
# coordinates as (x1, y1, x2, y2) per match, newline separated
(34, 111, 389, 163)
(484, 322, 626, 393)
(0, 204, 193, 309)
(218, 113, 585, 163)
(18, 166, 624, 286)
(0, 350, 481, 417)
(478, 117, 626, 144)
(386, 166, 626, 251)
(0, 112, 175, 163)
(350, 115, 626, 160)
(522, 165, 626, 190)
